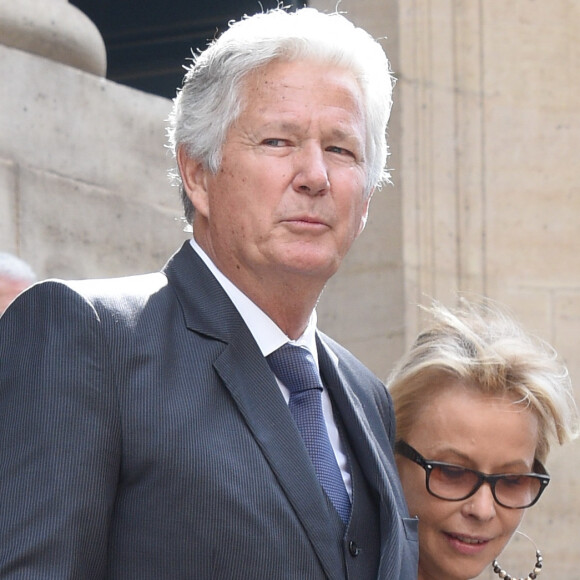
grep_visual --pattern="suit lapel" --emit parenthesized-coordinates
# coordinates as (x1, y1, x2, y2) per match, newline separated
(213, 337, 345, 579)
(164, 243, 344, 579)
(317, 335, 390, 491)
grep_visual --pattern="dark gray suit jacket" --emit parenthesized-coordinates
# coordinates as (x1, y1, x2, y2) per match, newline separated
(0, 242, 418, 578)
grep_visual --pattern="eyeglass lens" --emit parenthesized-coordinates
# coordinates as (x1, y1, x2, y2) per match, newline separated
(429, 464, 543, 508)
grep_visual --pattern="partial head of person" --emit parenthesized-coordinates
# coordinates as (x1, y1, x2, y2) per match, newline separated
(0, 253, 37, 315)
(387, 299, 579, 580)
(166, 7, 394, 335)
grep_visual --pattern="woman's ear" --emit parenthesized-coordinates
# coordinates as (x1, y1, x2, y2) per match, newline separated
(177, 146, 210, 218)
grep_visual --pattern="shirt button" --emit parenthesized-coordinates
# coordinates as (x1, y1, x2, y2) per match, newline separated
(348, 540, 361, 557)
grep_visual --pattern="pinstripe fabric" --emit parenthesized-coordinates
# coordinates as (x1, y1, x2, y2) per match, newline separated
(0, 241, 418, 579)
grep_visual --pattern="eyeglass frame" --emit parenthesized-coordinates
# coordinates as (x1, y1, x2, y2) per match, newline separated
(395, 440, 550, 509)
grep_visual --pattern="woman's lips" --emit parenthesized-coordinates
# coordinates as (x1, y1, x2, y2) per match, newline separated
(445, 532, 490, 555)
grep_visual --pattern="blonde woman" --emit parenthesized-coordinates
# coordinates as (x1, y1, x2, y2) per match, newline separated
(387, 300, 578, 580)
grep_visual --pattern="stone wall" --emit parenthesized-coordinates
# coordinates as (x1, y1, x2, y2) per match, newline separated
(0, 1, 187, 281)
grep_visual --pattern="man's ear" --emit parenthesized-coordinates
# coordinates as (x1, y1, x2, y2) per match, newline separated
(177, 146, 210, 218)
(357, 188, 374, 236)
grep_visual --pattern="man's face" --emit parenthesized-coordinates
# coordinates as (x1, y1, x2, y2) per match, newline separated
(181, 59, 370, 298)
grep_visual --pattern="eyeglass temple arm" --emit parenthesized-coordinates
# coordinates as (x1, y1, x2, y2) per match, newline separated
(532, 459, 550, 480)
(395, 440, 428, 467)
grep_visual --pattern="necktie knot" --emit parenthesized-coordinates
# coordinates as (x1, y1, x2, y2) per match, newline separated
(267, 343, 322, 395)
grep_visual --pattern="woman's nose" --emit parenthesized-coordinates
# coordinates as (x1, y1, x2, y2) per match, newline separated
(461, 483, 497, 521)
(292, 144, 330, 195)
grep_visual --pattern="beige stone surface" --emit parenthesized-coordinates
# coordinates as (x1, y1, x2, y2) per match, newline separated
(17, 166, 184, 279)
(0, 0, 106, 76)
(0, 160, 19, 255)
(0, 46, 179, 213)
(0, 44, 187, 279)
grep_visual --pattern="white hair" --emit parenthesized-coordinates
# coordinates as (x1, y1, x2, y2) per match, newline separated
(167, 7, 395, 224)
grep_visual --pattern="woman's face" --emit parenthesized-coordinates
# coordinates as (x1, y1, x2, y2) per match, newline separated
(397, 380, 539, 580)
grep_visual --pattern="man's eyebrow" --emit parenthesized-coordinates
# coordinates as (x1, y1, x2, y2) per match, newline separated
(258, 121, 358, 134)
(327, 127, 361, 142)
(258, 120, 301, 133)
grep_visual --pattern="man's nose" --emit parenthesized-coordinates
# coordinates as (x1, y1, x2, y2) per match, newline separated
(292, 144, 330, 195)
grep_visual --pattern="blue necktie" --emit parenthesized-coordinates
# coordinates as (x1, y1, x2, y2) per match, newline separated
(267, 343, 351, 524)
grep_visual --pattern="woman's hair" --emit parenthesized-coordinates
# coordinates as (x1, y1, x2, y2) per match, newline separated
(387, 299, 579, 463)
(166, 7, 395, 224)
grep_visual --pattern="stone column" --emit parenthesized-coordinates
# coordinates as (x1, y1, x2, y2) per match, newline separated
(0, 0, 106, 76)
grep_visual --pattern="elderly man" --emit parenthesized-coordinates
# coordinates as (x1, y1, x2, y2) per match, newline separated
(0, 252, 36, 315)
(0, 7, 418, 579)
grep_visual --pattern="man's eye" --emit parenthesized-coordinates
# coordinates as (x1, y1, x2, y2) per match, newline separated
(263, 138, 287, 147)
(327, 146, 354, 157)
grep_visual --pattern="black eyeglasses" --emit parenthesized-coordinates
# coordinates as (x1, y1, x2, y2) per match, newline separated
(395, 440, 550, 509)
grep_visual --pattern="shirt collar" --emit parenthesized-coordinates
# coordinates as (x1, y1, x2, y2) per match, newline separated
(189, 238, 319, 363)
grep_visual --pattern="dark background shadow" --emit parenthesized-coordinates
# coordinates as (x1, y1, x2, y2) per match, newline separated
(70, 0, 306, 99)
